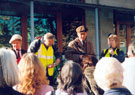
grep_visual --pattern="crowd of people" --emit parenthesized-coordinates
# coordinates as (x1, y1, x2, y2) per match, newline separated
(0, 25, 134, 95)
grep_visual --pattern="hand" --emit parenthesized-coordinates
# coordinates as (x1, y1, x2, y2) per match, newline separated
(80, 55, 83, 59)
(109, 49, 114, 55)
(48, 64, 56, 68)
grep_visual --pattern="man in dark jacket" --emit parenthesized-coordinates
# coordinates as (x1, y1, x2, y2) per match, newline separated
(28, 33, 62, 85)
(65, 25, 95, 64)
(9, 34, 26, 64)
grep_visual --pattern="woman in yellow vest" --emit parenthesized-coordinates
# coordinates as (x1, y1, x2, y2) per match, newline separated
(28, 33, 62, 85)
(100, 34, 125, 63)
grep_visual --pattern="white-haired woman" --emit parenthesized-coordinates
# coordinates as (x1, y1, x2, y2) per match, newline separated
(0, 48, 23, 95)
(122, 42, 135, 95)
(46, 60, 87, 95)
(94, 57, 131, 95)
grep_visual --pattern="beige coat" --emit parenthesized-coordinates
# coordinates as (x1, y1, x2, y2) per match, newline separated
(65, 37, 95, 63)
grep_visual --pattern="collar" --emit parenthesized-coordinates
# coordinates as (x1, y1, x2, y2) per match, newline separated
(78, 38, 86, 44)
(44, 43, 49, 49)
(112, 48, 117, 51)
(109, 47, 117, 50)
(41, 39, 49, 49)
(13, 48, 21, 51)
(79, 39, 83, 45)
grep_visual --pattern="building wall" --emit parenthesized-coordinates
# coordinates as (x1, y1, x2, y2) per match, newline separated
(99, 8, 114, 53)
(100, 0, 135, 9)
(85, 8, 114, 56)
(85, 0, 98, 4)
(85, 0, 135, 9)
(85, 8, 96, 53)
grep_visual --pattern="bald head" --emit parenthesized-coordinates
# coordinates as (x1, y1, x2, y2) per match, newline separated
(43, 33, 54, 46)
(44, 33, 54, 40)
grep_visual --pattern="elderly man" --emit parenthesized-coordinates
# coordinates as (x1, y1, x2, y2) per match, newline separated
(9, 34, 26, 64)
(65, 25, 95, 64)
(28, 33, 62, 85)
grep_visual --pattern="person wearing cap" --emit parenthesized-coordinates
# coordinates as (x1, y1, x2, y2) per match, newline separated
(27, 32, 62, 85)
(65, 25, 95, 64)
(9, 34, 26, 64)
(100, 34, 125, 63)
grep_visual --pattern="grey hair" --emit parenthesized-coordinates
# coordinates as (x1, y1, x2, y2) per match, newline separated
(127, 42, 135, 57)
(94, 57, 124, 91)
(0, 48, 19, 87)
(43, 32, 53, 40)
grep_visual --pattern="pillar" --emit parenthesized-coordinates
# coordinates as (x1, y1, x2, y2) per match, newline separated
(56, 11, 63, 52)
(21, 15, 28, 50)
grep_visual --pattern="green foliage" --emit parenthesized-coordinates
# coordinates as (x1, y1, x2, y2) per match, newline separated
(27, 16, 57, 44)
(62, 16, 82, 51)
(0, 16, 21, 48)
(0, 14, 82, 49)
(0, 15, 57, 47)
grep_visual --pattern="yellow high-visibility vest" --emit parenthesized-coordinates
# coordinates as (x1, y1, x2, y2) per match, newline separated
(35, 44, 54, 76)
(104, 48, 118, 57)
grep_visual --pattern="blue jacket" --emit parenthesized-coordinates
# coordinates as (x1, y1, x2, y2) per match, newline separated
(100, 48, 125, 63)
(104, 88, 131, 95)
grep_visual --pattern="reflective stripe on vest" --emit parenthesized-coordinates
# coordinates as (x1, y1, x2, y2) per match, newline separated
(35, 44, 54, 76)
(104, 48, 118, 57)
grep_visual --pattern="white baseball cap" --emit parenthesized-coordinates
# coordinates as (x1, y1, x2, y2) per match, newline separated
(9, 34, 22, 43)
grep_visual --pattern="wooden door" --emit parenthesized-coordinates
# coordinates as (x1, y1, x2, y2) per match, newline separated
(116, 21, 135, 55)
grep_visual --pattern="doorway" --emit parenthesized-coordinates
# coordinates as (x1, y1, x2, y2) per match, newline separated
(116, 21, 135, 55)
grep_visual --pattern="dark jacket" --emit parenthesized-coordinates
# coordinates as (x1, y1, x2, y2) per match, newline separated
(100, 48, 125, 63)
(104, 88, 131, 95)
(0, 87, 24, 95)
(65, 37, 95, 63)
(27, 39, 62, 60)
(12, 49, 26, 59)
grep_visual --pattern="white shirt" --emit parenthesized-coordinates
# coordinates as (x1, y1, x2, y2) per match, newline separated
(79, 39, 84, 46)
(122, 57, 135, 95)
(15, 49, 22, 58)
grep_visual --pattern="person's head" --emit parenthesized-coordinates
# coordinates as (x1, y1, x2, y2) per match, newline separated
(76, 25, 88, 41)
(127, 41, 135, 57)
(57, 60, 84, 94)
(94, 57, 124, 91)
(43, 33, 54, 47)
(9, 34, 22, 50)
(0, 48, 19, 87)
(108, 34, 118, 48)
(18, 53, 49, 95)
(82, 55, 98, 71)
(82, 55, 98, 67)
